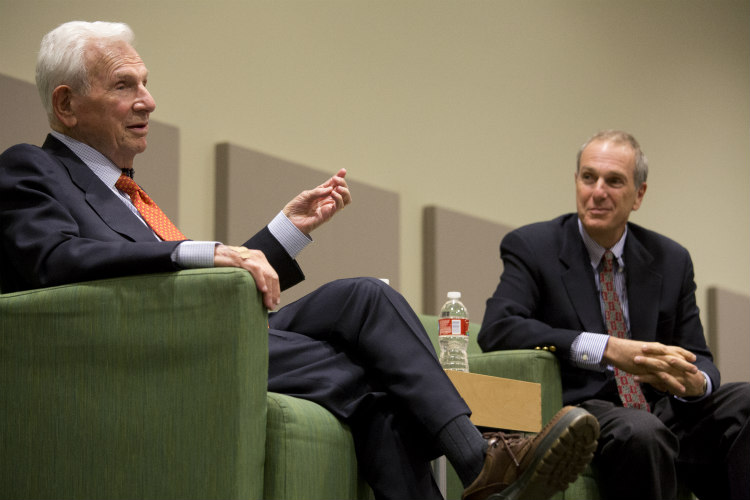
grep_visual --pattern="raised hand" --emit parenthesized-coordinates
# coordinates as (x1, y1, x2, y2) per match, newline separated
(282, 168, 352, 234)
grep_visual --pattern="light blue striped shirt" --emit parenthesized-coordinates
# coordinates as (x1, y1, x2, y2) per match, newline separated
(49, 132, 310, 268)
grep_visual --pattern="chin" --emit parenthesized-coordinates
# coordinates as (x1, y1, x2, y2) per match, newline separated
(582, 218, 611, 234)
(130, 141, 148, 154)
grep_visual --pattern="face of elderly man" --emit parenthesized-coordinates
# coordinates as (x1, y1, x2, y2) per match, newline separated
(575, 139, 647, 248)
(53, 39, 156, 169)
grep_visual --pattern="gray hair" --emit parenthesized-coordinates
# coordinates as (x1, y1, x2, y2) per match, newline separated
(36, 21, 135, 122)
(576, 130, 649, 188)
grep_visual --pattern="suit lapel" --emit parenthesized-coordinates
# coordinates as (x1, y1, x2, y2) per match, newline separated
(559, 216, 606, 333)
(623, 230, 662, 341)
(43, 135, 158, 242)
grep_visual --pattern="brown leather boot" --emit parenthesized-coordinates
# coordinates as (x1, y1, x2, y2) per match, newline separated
(462, 406, 599, 500)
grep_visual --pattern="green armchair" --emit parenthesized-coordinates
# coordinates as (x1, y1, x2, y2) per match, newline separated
(1, 268, 269, 500)
(0, 267, 373, 500)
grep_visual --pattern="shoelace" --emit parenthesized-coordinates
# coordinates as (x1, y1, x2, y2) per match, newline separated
(484, 432, 523, 468)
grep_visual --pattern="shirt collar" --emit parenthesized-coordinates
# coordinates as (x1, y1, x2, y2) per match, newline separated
(50, 131, 123, 189)
(577, 217, 627, 271)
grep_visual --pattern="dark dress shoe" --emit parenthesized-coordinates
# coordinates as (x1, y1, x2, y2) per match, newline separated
(462, 406, 599, 500)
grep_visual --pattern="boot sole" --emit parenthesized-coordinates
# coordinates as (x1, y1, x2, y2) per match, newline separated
(488, 407, 599, 500)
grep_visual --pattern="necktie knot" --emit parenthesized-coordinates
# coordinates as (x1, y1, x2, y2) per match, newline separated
(115, 174, 150, 202)
(115, 173, 186, 241)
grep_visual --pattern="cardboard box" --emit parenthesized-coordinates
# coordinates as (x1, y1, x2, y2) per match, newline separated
(446, 370, 541, 433)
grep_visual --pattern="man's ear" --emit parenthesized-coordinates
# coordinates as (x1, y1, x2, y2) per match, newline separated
(632, 182, 648, 211)
(51, 85, 77, 128)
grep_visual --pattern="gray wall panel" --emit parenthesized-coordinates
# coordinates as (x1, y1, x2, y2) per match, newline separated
(216, 143, 400, 308)
(708, 287, 750, 383)
(423, 205, 513, 324)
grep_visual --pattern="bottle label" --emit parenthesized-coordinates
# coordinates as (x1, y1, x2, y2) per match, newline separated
(438, 318, 469, 336)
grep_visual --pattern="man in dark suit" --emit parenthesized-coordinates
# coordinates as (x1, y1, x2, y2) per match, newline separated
(0, 21, 599, 500)
(479, 130, 750, 500)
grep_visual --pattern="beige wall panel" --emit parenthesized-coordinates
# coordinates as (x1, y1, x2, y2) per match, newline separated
(216, 143, 399, 307)
(0, 73, 181, 224)
(708, 287, 750, 383)
(423, 205, 513, 324)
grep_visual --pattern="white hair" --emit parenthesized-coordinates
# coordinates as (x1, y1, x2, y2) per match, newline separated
(36, 21, 135, 122)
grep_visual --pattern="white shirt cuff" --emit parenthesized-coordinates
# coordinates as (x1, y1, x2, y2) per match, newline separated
(571, 332, 609, 370)
(172, 241, 219, 268)
(267, 211, 311, 259)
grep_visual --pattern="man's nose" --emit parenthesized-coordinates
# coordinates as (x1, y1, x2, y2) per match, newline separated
(134, 86, 156, 113)
(592, 178, 608, 198)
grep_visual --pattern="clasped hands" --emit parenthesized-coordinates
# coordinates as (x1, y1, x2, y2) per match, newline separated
(213, 169, 352, 310)
(604, 336, 706, 397)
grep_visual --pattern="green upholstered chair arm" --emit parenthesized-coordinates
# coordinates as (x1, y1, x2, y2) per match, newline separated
(1, 268, 268, 500)
(264, 392, 370, 500)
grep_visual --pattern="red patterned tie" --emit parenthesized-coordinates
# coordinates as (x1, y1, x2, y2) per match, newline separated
(115, 173, 186, 241)
(600, 251, 650, 411)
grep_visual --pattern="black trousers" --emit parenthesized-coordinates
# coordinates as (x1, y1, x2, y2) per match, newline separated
(581, 381, 750, 500)
(267, 277, 471, 500)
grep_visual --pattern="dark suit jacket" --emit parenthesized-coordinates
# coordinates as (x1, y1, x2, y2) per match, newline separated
(0, 134, 304, 293)
(478, 213, 719, 406)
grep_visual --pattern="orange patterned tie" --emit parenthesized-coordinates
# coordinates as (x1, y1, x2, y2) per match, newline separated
(599, 251, 650, 411)
(115, 173, 186, 241)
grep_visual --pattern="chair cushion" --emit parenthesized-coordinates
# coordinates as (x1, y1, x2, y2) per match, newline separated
(263, 392, 371, 500)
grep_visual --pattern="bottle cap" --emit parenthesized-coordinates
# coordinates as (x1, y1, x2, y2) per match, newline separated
(447, 291, 461, 299)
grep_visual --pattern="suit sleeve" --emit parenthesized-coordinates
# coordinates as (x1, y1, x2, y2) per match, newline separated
(478, 229, 582, 360)
(242, 227, 305, 292)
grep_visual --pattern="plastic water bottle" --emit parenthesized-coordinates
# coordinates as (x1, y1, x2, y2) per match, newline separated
(438, 291, 469, 372)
